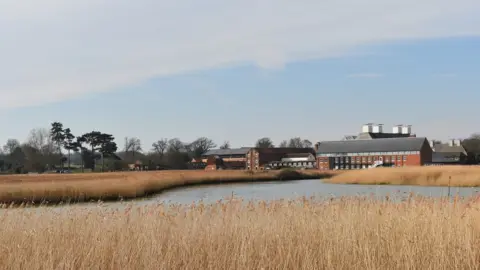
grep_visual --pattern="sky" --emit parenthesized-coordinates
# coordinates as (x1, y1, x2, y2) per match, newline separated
(1, 1, 480, 150)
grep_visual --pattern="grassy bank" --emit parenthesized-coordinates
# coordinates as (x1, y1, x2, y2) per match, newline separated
(1, 196, 479, 269)
(326, 165, 480, 187)
(0, 169, 334, 205)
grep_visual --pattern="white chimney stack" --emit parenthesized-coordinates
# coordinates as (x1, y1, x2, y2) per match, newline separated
(392, 125, 402, 134)
(362, 123, 373, 133)
(372, 124, 383, 133)
(429, 140, 436, 151)
(401, 125, 412, 135)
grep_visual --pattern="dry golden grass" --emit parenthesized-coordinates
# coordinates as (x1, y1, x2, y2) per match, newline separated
(1, 195, 480, 269)
(0, 170, 335, 204)
(326, 166, 480, 187)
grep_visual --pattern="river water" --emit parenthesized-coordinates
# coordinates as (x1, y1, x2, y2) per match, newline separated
(7, 179, 480, 211)
(102, 179, 480, 208)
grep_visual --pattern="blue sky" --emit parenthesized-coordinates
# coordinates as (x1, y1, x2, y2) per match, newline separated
(1, 1, 480, 150)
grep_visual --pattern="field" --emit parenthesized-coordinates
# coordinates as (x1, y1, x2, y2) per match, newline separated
(1, 195, 479, 269)
(326, 165, 480, 187)
(0, 169, 335, 205)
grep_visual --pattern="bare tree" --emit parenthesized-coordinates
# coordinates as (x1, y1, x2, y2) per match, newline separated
(26, 128, 49, 150)
(189, 137, 217, 158)
(278, 140, 288, 147)
(284, 137, 313, 148)
(167, 138, 185, 152)
(152, 139, 168, 156)
(255, 137, 274, 148)
(220, 141, 230, 149)
(3, 139, 20, 154)
(302, 139, 313, 148)
(124, 137, 142, 162)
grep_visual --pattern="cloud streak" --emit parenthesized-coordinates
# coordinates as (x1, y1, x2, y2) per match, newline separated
(1, 0, 480, 109)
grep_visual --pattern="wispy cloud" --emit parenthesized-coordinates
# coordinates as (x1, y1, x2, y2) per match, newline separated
(1, 0, 480, 109)
(347, 73, 384, 78)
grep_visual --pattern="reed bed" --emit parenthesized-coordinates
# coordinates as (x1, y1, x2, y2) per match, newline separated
(326, 165, 480, 187)
(0, 170, 334, 205)
(1, 195, 479, 269)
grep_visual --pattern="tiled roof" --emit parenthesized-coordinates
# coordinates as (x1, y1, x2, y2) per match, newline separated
(317, 137, 428, 153)
(433, 144, 467, 155)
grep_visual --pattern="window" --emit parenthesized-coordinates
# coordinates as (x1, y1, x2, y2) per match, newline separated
(397, 156, 401, 161)
(403, 156, 407, 161)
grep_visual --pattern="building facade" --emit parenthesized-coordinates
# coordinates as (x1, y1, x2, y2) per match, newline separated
(316, 137, 432, 170)
(428, 139, 468, 165)
(200, 148, 252, 170)
(246, 148, 316, 170)
(266, 153, 316, 169)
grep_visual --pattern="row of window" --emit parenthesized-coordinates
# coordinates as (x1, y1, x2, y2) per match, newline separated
(271, 161, 316, 167)
(319, 155, 408, 164)
(331, 164, 407, 170)
(317, 151, 420, 157)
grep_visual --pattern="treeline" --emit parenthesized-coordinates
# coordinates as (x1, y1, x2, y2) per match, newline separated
(2, 121, 479, 174)
(0, 122, 315, 174)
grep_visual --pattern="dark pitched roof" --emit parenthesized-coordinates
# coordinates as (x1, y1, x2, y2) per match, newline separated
(202, 148, 251, 156)
(433, 144, 467, 155)
(317, 137, 428, 154)
(357, 132, 414, 139)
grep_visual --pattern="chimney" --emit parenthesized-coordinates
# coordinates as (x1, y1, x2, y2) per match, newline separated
(314, 143, 320, 152)
(454, 139, 461, 146)
(392, 125, 402, 134)
(429, 140, 436, 151)
(372, 124, 383, 133)
(362, 123, 373, 133)
(401, 125, 412, 135)
(448, 139, 454, 147)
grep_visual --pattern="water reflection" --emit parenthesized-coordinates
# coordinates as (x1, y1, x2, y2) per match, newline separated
(4, 179, 480, 211)
(130, 179, 480, 206)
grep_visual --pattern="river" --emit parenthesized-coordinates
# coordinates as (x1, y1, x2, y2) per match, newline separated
(101, 179, 480, 208)
(7, 179, 480, 211)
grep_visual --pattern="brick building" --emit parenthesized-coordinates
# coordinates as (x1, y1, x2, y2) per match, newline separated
(316, 137, 432, 170)
(246, 148, 316, 170)
(201, 148, 251, 169)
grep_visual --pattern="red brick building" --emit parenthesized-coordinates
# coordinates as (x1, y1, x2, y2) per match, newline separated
(316, 137, 432, 170)
(246, 147, 316, 170)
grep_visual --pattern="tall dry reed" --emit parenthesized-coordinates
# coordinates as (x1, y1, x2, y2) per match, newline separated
(326, 165, 480, 187)
(1, 195, 479, 269)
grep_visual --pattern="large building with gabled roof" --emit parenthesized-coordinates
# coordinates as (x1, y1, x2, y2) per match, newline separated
(315, 137, 432, 170)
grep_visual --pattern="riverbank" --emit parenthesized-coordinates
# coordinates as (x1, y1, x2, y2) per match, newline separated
(0, 169, 335, 205)
(1, 195, 478, 269)
(326, 165, 480, 187)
